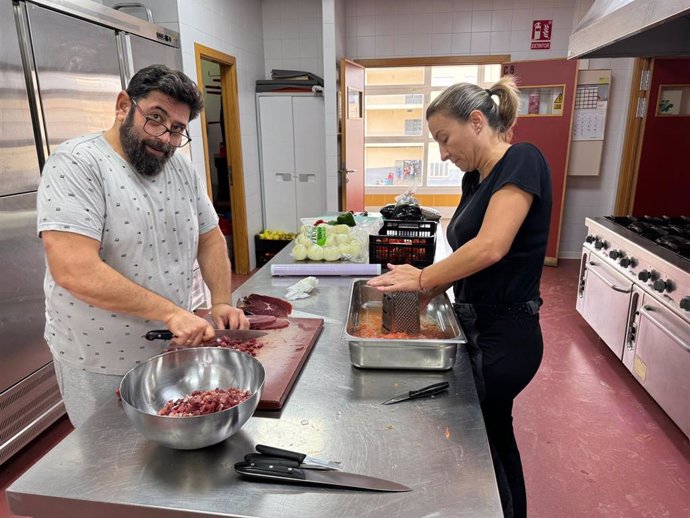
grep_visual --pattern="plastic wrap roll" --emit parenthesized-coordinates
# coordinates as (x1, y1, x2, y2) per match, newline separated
(271, 263, 382, 277)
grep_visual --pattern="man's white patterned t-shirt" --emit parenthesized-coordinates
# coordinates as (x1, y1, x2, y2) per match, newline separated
(37, 133, 218, 375)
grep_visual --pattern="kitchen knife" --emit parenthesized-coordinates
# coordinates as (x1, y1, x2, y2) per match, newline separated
(382, 381, 450, 405)
(144, 329, 268, 341)
(255, 444, 341, 470)
(234, 461, 412, 492)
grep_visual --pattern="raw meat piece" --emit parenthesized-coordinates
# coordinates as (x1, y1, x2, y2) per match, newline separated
(158, 387, 250, 416)
(247, 314, 277, 329)
(164, 337, 264, 357)
(260, 318, 289, 330)
(237, 293, 292, 317)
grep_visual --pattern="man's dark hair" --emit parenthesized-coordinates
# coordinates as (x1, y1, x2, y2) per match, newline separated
(126, 64, 203, 121)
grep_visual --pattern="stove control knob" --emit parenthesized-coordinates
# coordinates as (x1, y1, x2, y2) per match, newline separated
(594, 239, 607, 250)
(585, 235, 595, 244)
(680, 297, 690, 311)
(653, 279, 672, 293)
(609, 250, 622, 260)
(638, 270, 651, 281)
(620, 257, 636, 268)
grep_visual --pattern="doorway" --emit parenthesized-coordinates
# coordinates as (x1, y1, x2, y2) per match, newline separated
(194, 44, 250, 274)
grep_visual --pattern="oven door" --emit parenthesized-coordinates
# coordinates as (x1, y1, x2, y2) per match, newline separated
(632, 300, 690, 438)
(578, 256, 634, 358)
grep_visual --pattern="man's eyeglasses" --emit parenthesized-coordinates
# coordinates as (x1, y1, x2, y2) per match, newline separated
(130, 99, 191, 148)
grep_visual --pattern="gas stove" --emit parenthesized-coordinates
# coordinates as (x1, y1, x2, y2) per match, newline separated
(578, 216, 690, 439)
(584, 216, 690, 313)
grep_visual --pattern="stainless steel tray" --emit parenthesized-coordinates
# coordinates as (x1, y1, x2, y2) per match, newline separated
(343, 280, 466, 370)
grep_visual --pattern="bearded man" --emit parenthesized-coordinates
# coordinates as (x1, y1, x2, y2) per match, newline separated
(37, 64, 248, 427)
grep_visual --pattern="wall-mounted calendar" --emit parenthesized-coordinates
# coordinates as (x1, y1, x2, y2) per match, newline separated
(568, 70, 612, 176)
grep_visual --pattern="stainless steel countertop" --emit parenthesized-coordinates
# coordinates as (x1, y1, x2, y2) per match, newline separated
(8, 245, 501, 518)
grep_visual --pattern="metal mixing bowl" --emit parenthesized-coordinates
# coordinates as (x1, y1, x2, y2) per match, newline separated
(119, 347, 265, 450)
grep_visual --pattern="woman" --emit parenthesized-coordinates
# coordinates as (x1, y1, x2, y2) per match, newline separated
(368, 75, 552, 518)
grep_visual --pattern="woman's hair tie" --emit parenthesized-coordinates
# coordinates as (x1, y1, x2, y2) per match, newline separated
(485, 88, 493, 96)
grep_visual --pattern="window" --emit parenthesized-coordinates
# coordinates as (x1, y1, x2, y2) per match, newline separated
(364, 64, 501, 190)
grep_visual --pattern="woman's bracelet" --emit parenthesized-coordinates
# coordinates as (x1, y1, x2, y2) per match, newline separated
(418, 268, 425, 291)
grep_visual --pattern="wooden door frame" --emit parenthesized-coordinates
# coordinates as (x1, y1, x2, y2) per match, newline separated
(613, 57, 652, 215)
(194, 43, 250, 275)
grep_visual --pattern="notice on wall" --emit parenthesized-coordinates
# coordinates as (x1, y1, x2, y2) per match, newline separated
(572, 83, 609, 140)
(530, 20, 552, 50)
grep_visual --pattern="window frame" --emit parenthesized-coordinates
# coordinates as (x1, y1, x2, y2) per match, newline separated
(360, 56, 509, 194)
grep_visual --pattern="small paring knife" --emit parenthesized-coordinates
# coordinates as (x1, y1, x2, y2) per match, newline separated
(382, 381, 450, 405)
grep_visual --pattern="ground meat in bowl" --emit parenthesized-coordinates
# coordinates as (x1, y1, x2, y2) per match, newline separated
(158, 387, 251, 417)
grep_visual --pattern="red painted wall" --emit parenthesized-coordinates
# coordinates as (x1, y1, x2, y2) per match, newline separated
(633, 57, 690, 216)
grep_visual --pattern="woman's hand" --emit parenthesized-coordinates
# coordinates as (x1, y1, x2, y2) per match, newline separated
(210, 303, 250, 330)
(367, 263, 422, 292)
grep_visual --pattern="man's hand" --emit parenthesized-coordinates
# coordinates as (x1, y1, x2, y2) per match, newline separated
(210, 303, 250, 330)
(164, 310, 215, 347)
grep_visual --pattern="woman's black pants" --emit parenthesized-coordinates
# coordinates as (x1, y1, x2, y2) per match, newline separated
(455, 303, 544, 518)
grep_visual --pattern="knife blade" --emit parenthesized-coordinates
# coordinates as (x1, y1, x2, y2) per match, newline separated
(382, 381, 450, 405)
(255, 444, 341, 470)
(234, 461, 411, 492)
(144, 329, 268, 341)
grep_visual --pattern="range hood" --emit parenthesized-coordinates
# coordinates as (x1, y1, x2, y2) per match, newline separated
(568, 0, 690, 59)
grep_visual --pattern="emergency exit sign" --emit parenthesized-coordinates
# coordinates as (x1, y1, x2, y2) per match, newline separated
(531, 20, 552, 49)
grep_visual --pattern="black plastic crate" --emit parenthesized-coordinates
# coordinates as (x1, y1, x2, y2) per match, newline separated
(254, 234, 292, 267)
(369, 220, 437, 268)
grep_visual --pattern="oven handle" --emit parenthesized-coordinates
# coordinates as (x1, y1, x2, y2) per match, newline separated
(587, 261, 632, 293)
(639, 305, 690, 352)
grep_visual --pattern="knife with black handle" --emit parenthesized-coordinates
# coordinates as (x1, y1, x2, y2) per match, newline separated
(234, 461, 411, 492)
(255, 444, 341, 470)
(382, 381, 450, 405)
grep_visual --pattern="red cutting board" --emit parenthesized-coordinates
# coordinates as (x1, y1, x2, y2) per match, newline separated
(254, 317, 323, 410)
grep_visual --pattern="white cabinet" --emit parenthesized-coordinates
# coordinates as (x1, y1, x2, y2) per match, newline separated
(257, 94, 326, 232)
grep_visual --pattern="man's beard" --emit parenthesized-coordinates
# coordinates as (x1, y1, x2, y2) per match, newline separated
(119, 110, 175, 177)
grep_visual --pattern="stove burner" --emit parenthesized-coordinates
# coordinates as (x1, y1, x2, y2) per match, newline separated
(655, 235, 690, 255)
(606, 214, 690, 259)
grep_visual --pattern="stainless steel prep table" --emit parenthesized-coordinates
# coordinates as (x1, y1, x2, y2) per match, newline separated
(8, 246, 501, 518)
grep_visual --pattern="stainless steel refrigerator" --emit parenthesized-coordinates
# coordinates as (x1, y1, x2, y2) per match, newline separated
(0, 0, 182, 465)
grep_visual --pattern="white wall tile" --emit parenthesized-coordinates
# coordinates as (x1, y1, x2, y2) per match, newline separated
(511, 8, 532, 31)
(264, 39, 283, 59)
(452, 11, 473, 32)
(450, 32, 472, 53)
(358, 15, 376, 36)
(472, 10, 493, 32)
(510, 30, 531, 52)
(433, 0, 454, 12)
(283, 39, 300, 58)
(431, 34, 452, 55)
(357, 36, 376, 56)
(375, 35, 396, 56)
(491, 9, 513, 31)
(471, 32, 491, 53)
(410, 34, 432, 56)
(490, 31, 511, 52)
(432, 13, 453, 33)
(375, 0, 398, 16)
(375, 15, 397, 36)
(345, 16, 357, 38)
(281, 18, 300, 39)
(394, 34, 415, 56)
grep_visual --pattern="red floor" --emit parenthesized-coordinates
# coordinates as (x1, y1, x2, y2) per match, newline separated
(2, 262, 689, 517)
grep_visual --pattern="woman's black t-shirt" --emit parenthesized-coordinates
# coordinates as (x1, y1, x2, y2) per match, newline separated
(446, 142, 552, 305)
